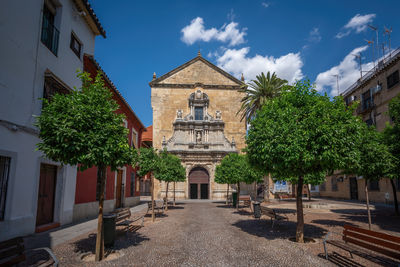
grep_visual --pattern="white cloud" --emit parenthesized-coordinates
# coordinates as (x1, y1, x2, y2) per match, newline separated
(261, 2, 269, 8)
(336, 14, 376, 39)
(215, 47, 304, 84)
(181, 17, 247, 46)
(315, 46, 374, 96)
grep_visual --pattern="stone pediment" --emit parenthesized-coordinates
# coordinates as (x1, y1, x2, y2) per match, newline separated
(149, 55, 243, 89)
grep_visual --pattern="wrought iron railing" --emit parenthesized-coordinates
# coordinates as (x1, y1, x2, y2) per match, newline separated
(341, 47, 400, 96)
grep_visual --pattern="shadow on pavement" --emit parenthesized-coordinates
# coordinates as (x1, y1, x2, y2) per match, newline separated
(311, 219, 358, 227)
(166, 206, 184, 210)
(318, 252, 364, 267)
(330, 209, 400, 233)
(73, 231, 150, 255)
(233, 219, 327, 240)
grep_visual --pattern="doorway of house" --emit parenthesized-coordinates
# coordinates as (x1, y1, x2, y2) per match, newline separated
(349, 177, 358, 200)
(36, 164, 57, 226)
(115, 170, 123, 208)
(189, 167, 209, 199)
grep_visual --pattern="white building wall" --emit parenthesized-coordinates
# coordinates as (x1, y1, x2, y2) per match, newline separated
(0, 0, 98, 241)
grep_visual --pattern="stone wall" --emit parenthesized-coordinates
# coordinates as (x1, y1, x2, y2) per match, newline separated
(151, 56, 246, 200)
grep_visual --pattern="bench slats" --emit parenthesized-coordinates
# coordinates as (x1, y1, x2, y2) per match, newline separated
(344, 224, 400, 243)
(0, 237, 24, 250)
(344, 229, 400, 252)
(0, 254, 26, 266)
(343, 236, 400, 260)
(0, 244, 24, 260)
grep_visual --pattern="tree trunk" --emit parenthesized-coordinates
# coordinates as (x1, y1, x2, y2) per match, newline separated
(151, 174, 155, 222)
(226, 184, 229, 205)
(365, 181, 372, 230)
(254, 181, 257, 201)
(237, 183, 241, 209)
(173, 181, 176, 206)
(390, 179, 399, 216)
(165, 181, 169, 211)
(306, 185, 311, 201)
(296, 176, 304, 243)
(95, 165, 106, 261)
(263, 174, 270, 202)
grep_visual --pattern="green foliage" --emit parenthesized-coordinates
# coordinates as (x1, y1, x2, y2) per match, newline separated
(237, 71, 288, 122)
(384, 95, 400, 179)
(154, 150, 186, 183)
(135, 147, 159, 177)
(36, 71, 133, 171)
(349, 126, 393, 181)
(215, 153, 263, 185)
(246, 79, 364, 184)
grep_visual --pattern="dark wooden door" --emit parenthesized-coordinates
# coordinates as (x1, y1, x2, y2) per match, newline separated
(190, 184, 198, 199)
(350, 177, 358, 200)
(36, 164, 57, 226)
(200, 184, 208, 199)
(116, 170, 123, 208)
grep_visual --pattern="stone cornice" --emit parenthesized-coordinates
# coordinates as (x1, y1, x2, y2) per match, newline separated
(149, 83, 241, 90)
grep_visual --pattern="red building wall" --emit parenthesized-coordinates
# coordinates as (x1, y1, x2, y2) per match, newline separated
(75, 55, 144, 205)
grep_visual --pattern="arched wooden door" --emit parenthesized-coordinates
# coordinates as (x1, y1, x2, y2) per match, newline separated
(189, 167, 209, 199)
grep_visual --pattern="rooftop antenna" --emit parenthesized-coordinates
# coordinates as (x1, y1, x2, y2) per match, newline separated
(332, 74, 340, 96)
(352, 53, 362, 78)
(365, 39, 375, 70)
(368, 25, 379, 62)
(384, 26, 392, 57)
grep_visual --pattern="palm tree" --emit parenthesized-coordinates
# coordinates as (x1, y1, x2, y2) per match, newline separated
(237, 72, 288, 122)
(237, 71, 288, 202)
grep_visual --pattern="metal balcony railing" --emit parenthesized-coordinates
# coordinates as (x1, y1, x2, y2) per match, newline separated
(41, 18, 59, 56)
(341, 47, 400, 96)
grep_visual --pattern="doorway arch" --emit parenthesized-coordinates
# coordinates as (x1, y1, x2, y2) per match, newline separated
(189, 167, 209, 199)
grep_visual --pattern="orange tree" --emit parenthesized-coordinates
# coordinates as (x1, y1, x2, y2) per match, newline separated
(36, 71, 134, 261)
(246, 80, 363, 242)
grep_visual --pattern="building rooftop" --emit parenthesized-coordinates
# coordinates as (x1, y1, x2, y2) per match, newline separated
(73, 0, 106, 38)
(341, 47, 400, 97)
(142, 125, 153, 142)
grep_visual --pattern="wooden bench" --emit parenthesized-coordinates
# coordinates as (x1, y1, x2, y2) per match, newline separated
(147, 200, 165, 215)
(238, 195, 252, 211)
(0, 237, 59, 266)
(113, 207, 144, 232)
(323, 224, 400, 266)
(260, 206, 289, 228)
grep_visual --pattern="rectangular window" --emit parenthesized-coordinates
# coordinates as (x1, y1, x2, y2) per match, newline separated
(43, 76, 70, 102)
(320, 182, 326, 191)
(387, 70, 399, 89)
(368, 180, 380, 191)
(70, 32, 82, 58)
(130, 172, 135, 196)
(195, 107, 203, 120)
(41, 4, 59, 56)
(331, 178, 338, 191)
(0, 156, 11, 220)
(362, 90, 373, 111)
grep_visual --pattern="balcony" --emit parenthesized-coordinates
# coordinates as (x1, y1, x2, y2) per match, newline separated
(41, 19, 59, 56)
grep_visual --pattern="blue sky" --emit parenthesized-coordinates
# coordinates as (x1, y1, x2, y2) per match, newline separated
(90, 0, 400, 127)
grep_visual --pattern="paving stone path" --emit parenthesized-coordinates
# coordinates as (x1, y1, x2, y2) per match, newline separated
(54, 201, 332, 266)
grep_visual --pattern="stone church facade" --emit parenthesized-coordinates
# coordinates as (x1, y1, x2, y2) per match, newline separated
(150, 53, 246, 200)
